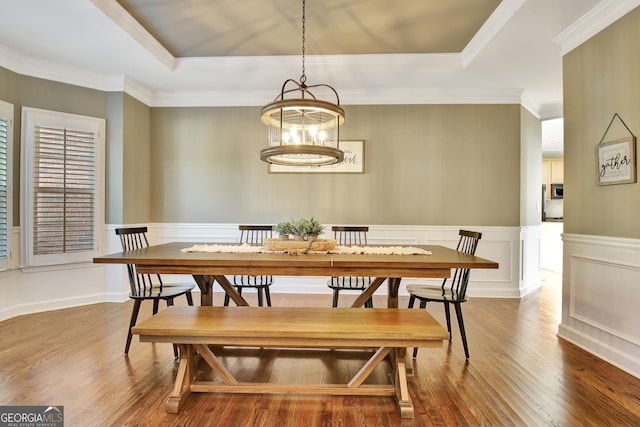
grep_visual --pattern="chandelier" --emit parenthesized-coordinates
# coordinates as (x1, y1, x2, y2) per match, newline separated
(260, 0, 345, 166)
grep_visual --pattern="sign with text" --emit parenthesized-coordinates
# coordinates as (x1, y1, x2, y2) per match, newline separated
(596, 136, 636, 185)
(269, 140, 364, 173)
(0, 406, 64, 427)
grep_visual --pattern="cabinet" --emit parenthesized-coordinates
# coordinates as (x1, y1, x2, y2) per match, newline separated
(542, 159, 563, 200)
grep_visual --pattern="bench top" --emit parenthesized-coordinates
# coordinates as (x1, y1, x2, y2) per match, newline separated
(132, 306, 449, 348)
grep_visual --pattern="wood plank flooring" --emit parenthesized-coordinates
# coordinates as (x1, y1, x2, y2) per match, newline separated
(1, 271, 639, 426)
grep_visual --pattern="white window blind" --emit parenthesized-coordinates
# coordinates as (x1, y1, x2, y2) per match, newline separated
(22, 107, 104, 267)
(0, 100, 12, 270)
(33, 126, 95, 255)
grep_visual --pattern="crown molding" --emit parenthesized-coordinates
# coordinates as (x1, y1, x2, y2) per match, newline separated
(149, 87, 524, 108)
(0, 44, 115, 92)
(462, 0, 526, 66)
(554, 0, 640, 55)
(0, 43, 526, 108)
(537, 103, 564, 121)
(89, 0, 175, 70)
(122, 76, 154, 105)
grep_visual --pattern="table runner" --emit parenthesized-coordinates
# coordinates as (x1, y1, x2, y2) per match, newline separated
(180, 243, 432, 256)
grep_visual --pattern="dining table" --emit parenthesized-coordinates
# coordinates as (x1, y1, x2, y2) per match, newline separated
(95, 240, 498, 417)
(93, 241, 499, 308)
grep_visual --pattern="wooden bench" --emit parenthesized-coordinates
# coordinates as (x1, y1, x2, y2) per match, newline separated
(132, 306, 449, 418)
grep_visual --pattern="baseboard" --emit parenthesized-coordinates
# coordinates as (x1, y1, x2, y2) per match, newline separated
(558, 324, 640, 379)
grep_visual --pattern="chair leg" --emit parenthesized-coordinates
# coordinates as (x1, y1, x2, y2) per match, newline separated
(365, 297, 373, 308)
(454, 302, 469, 360)
(125, 300, 142, 355)
(412, 298, 428, 359)
(186, 291, 194, 306)
(443, 302, 452, 340)
(257, 287, 264, 306)
(332, 289, 340, 307)
(152, 299, 160, 315)
(164, 298, 179, 358)
(223, 293, 230, 306)
(264, 286, 272, 307)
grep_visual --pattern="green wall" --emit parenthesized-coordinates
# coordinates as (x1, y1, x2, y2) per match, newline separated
(0, 67, 109, 226)
(520, 106, 542, 226)
(150, 104, 521, 225)
(563, 6, 640, 238)
(122, 94, 151, 224)
(1, 67, 526, 228)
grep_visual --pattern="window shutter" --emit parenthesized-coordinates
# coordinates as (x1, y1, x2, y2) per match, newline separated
(33, 126, 95, 255)
(0, 112, 8, 263)
(22, 107, 104, 267)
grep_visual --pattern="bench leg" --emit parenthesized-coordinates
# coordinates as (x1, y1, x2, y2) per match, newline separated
(347, 347, 391, 388)
(392, 347, 414, 419)
(166, 344, 193, 413)
(194, 344, 238, 386)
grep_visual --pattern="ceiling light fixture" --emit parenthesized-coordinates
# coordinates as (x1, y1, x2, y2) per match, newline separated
(260, 0, 345, 166)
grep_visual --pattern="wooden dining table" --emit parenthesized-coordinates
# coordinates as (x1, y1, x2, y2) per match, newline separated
(93, 241, 499, 308)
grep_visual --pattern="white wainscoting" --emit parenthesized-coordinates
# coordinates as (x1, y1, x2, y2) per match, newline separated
(559, 233, 640, 379)
(0, 223, 536, 322)
(142, 223, 529, 298)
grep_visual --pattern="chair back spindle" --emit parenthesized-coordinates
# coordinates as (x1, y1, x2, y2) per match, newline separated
(333, 226, 368, 246)
(227, 225, 275, 306)
(116, 227, 164, 296)
(445, 230, 482, 298)
(328, 226, 373, 307)
(239, 225, 273, 246)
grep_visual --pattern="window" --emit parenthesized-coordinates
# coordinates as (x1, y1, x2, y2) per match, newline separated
(21, 107, 104, 267)
(0, 100, 13, 270)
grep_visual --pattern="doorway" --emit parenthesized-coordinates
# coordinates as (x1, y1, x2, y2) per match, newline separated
(541, 118, 563, 276)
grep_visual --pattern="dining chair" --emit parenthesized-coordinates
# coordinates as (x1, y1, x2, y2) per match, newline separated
(406, 229, 482, 360)
(115, 227, 195, 357)
(224, 225, 274, 307)
(327, 226, 374, 308)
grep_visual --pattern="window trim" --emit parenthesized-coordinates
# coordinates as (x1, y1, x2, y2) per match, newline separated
(0, 100, 13, 270)
(21, 107, 105, 267)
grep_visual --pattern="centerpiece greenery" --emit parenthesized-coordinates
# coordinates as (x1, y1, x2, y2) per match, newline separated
(273, 221, 294, 239)
(273, 217, 324, 241)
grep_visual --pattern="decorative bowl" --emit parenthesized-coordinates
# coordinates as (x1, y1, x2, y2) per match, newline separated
(263, 238, 337, 252)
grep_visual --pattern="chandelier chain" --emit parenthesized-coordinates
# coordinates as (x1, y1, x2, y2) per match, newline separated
(300, 0, 306, 85)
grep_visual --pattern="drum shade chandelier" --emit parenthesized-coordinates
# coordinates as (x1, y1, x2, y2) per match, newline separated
(260, 0, 345, 166)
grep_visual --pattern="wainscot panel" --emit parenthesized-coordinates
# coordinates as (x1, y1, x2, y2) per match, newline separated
(559, 233, 640, 379)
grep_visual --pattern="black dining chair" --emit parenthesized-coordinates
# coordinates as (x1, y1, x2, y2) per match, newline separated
(224, 225, 274, 307)
(116, 227, 195, 357)
(327, 226, 374, 308)
(406, 229, 482, 360)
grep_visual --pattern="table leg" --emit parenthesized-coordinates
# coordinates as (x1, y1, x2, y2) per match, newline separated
(213, 275, 250, 306)
(193, 275, 214, 306)
(351, 277, 386, 308)
(387, 277, 401, 308)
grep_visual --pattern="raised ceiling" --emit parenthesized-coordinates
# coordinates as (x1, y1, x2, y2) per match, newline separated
(115, 0, 501, 56)
(0, 0, 636, 119)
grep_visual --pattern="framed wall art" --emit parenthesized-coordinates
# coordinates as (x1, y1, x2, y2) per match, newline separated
(596, 136, 636, 185)
(269, 140, 364, 173)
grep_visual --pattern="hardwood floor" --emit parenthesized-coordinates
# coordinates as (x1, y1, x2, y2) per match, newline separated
(1, 271, 639, 426)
